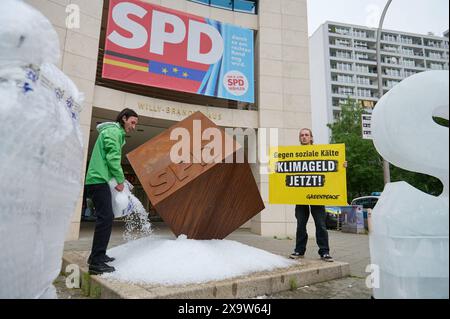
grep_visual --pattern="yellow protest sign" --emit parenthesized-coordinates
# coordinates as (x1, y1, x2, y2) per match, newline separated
(269, 144, 347, 206)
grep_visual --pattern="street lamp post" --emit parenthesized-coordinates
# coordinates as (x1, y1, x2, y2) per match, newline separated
(376, 0, 393, 184)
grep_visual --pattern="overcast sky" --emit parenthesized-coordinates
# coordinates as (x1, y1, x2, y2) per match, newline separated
(307, 0, 449, 37)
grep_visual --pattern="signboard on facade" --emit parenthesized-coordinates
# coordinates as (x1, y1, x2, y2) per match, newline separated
(362, 114, 373, 140)
(269, 144, 348, 206)
(102, 0, 255, 103)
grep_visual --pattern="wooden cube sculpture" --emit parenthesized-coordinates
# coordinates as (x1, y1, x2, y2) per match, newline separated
(127, 112, 265, 239)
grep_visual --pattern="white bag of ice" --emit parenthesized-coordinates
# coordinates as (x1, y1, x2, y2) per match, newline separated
(108, 179, 135, 218)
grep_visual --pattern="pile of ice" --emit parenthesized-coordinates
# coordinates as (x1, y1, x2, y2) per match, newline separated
(103, 235, 295, 285)
(0, 0, 84, 298)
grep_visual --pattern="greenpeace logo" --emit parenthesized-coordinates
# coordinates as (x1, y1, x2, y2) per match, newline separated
(306, 194, 341, 200)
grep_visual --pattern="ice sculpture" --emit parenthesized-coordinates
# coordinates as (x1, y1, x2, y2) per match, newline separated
(0, 0, 84, 298)
(370, 71, 449, 298)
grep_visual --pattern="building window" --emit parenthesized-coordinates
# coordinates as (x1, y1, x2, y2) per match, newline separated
(337, 87, 354, 95)
(385, 68, 400, 77)
(357, 88, 372, 97)
(329, 26, 351, 36)
(355, 52, 369, 61)
(336, 62, 352, 71)
(357, 77, 371, 85)
(335, 74, 353, 83)
(354, 41, 368, 49)
(333, 110, 341, 120)
(385, 80, 400, 88)
(361, 100, 375, 109)
(210, 0, 233, 10)
(333, 50, 351, 59)
(402, 48, 414, 56)
(189, 0, 258, 14)
(336, 28, 350, 36)
(383, 45, 398, 53)
(400, 36, 413, 45)
(404, 70, 417, 77)
(190, 0, 209, 4)
(355, 64, 369, 73)
(403, 59, 415, 67)
(428, 52, 442, 59)
(353, 30, 367, 38)
(234, 0, 257, 13)
(383, 56, 399, 65)
(383, 34, 397, 42)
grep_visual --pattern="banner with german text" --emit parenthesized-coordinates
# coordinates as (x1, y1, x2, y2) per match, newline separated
(102, 0, 254, 103)
(269, 144, 347, 206)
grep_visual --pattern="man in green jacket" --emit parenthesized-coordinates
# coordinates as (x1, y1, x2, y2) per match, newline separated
(85, 108, 138, 275)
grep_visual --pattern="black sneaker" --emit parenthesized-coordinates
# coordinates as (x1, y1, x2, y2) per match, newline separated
(87, 255, 115, 265)
(289, 252, 304, 259)
(89, 262, 115, 275)
(320, 254, 334, 262)
(104, 255, 115, 263)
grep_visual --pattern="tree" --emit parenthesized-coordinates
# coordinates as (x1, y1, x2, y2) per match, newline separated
(328, 98, 445, 200)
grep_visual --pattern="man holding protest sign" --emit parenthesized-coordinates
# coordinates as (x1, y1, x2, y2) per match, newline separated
(289, 128, 342, 262)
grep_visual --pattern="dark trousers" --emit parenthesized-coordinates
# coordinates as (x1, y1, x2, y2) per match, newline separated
(295, 205, 330, 256)
(86, 183, 113, 264)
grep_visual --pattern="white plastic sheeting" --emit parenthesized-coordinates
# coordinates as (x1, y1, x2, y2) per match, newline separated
(371, 71, 449, 298)
(0, 0, 84, 298)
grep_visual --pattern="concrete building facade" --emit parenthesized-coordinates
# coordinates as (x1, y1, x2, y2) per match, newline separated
(310, 21, 449, 144)
(25, 0, 313, 241)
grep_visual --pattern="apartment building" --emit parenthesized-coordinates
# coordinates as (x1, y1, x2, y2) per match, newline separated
(310, 21, 449, 144)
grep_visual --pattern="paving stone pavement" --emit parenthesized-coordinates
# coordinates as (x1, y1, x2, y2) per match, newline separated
(59, 221, 372, 299)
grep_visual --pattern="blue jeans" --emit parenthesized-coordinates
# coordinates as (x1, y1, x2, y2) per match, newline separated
(295, 205, 330, 256)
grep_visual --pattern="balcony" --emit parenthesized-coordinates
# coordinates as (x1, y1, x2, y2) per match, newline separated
(426, 52, 449, 61)
(399, 36, 422, 46)
(331, 39, 352, 48)
(329, 50, 353, 62)
(353, 30, 376, 41)
(328, 26, 352, 37)
(424, 41, 449, 50)
(356, 79, 377, 88)
(428, 63, 446, 70)
(403, 70, 418, 78)
(331, 78, 355, 86)
(331, 62, 353, 73)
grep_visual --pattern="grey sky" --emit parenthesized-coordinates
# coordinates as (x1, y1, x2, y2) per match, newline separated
(307, 0, 449, 37)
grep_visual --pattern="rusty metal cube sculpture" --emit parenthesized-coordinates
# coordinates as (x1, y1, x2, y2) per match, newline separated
(127, 111, 264, 239)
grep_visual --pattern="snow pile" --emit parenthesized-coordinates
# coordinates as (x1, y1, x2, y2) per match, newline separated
(103, 235, 295, 285)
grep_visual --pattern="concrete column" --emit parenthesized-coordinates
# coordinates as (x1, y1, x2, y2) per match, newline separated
(253, 0, 314, 238)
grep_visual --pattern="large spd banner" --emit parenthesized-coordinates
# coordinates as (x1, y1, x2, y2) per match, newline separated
(269, 144, 347, 206)
(103, 0, 254, 103)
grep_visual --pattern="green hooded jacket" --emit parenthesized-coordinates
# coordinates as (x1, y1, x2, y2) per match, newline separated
(85, 122, 126, 185)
